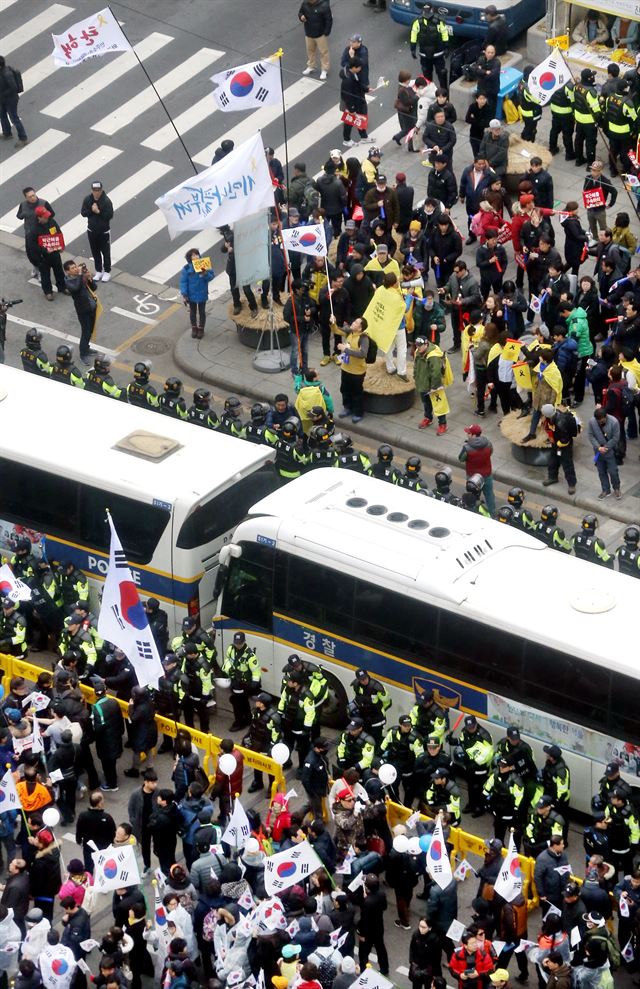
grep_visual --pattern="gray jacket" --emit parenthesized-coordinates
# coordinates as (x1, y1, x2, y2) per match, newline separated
(533, 847, 569, 903)
(587, 413, 620, 456)
(478, 130, 509, 176)
(189, 848, 228, 891)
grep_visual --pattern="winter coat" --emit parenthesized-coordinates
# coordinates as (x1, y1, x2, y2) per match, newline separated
(214, 747, 244, 794)
(128, 695, 158, 754)
(48, 738, 80, 781)
(545, 964, 572, 989)
(414, 344, 445, 393)
(562, 215, 589, 269)
(215, 920, 253, 980)
(345, 266, 375, 317)
(357, 888, 387, 935)
(385, 849, 419, 895)
(333, 806, 365, 855)
(395, 84, 418, 122)
(465, 99, 494, 139)
(430, 227, 463, 269)
(16, 197, 56, 241)
(301, 748, 330, 796)
(80, 190, 114, 234)
(58, 872, 94, 907)
(0, 870, 30, 920)
(533, 848, 569, 904)
(299, 0, 333, 38)
(459, 435, 493, 477)
(21, 916, 51, 962)
(396, 183, 415, 231)
(92, 695, 124, 761)
(449, 945, 495, 989)
(61, 906, 91, 960)
(459, 165, 495, 216)
(427, 167, 457, 209)
(189, 848, 228, 891)
(423, 121, 456, 160)
(410, 928, 442, 979)
(173, 754, 203, 803)
(363, 186, 400, 227)
(297, 915, 319, 960)
(426, 878, 457, 935)
(149, 801, 180, 853)
(113, 886, 146, 929)
(0, 907, 20, 977)
(179, 262, 214, 303)
(75, 806, 116, 851)
(523, 169, 554, 210)
(565, 307, 593, 356)
(316, 173, 347, 216)
(478, 130, 509, 176)
(309, 829, 336, 873)
(553, 336, 578, 373)
(340, 66, 367, 116)
(30, 844, 62, 901)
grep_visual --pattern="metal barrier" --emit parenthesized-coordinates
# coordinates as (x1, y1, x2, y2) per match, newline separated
(0, 653, 286, 799)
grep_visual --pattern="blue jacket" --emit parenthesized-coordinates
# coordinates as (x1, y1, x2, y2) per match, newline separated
(553, 336, 578, 373)
(180, 262, 214, 302)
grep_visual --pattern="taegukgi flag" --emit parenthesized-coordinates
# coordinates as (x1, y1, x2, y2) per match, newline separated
(526, 51, 571, 106)
(0, 563, 32, 602)
(51, 7, 132, 68)
(264, 840, 324, 895)
(211, 59, 282, 111)
(493, 831, 523, 902)
(155, 133, 274, 239)
(221, 797, 252, 848)
(0, 767, 21, 810)
(97, 513, 163, 689)
(92, 843, 140, 892)
(426, 814, 453, 890)
(40, 943, 77, 989)
(281, 223, 327, 258)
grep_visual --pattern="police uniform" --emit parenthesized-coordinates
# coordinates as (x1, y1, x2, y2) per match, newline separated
(30, 562, 64, 643)
(51, 353, 85, 387)
(84, 364, 123, 399)
(605, 792, 640, 875)
(275, 432, 308, 482)
(572, 525, 613, 568)
(58, 565, 90, 610)
(535, 506, 572, 553)
(484, 761, 525, 845)
(335, 448, 372, 474)
(616, 527, 640, 577)
(0, 602, 28, 656)
(126, 368, 158, 408)
(518, 76, 542, 143)
(595, 763, 632, 810)
(280, 655, 329, 711)
(219, 402, 247, 438)
(180, 645, 215, 734)
(244, 693, 282, 791)
(606, 88, 637, 175)
(9, 546, 37, 585)
(20, 336, 52, 376)
(188, 389, 221, 430)
(548, 84, 575, 160)
(350, 668, 391, 745)
(504, 488, 536, 533)
(410, 690, 447, 742)
(307, 446, 339, 469)
(495, 729, 537, 785)
(222, 632, 261, 730)
(171, 618, 217, 666)
(370, 445, 400, 483)
(541, 744, 571, 837)
(523, 796, 565, 858)
(278, 673, 317, 771)
(380, 716, 424, 803)
(336, 719, 376, 775)
(569, 73, 600, 166)
(58, 621, 97, 674)
(414, 738, 452, 805)
(154, 654, 184, 751)
(244, 421, 278, 445)
(158, 385, 188, 419)
(409, 10, 451, 89)
(424, 768, 461, 826)
(454, 715, 494, 816)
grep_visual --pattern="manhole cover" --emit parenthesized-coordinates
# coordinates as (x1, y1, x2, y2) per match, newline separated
(132, 338, 171, 355)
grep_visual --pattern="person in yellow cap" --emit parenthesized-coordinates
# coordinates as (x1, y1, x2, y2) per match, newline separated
(489, 971, 511, 989)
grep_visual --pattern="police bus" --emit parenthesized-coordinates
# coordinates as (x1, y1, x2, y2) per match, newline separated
(0, 365, 277, 629)
(215, 469, 639, 812)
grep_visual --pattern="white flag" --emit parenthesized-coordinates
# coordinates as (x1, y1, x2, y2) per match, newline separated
(0, 563, 32, 601)
(453, 858, 476, 882)
(0, 767, 20, 810)
(493, 832, 523, 903)
(30, 714, 44, 755)
(254, 896, 287, 931)
(264, 840, 325, 895)
(40, 943, 77, 989)
(97, 513, 163, 689)
(222, 798, 251, 848)
(526, 51, 571, 106)
(350, 970, 394, 989)
(348, 870, 366, 893)
(426, 815, 453, 890)
(619, 896, 630, 917)
(92, 843, 140, 892)
(51, 8, 132, 68)
(155, 133, 273, 239)
(336, 845, 356, 875)
(211, 59, 281, 111)
(281, 223, 327, 258)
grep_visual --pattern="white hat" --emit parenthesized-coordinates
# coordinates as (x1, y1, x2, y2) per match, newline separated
(342, 957, 357, 974)
(489, 118, 501, 129)
(330, 149, 342, 159)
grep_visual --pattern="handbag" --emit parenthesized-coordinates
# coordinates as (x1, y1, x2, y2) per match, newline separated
(367, 834, 386, 856)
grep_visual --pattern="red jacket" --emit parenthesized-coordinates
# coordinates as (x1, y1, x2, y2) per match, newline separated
(449, 946, 495, 989)
(214, 747, 244, 795)
(462, 436, 493, 477)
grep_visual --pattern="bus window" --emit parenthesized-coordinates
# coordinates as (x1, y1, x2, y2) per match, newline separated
(523, 644, 609, 729)
(221, 541, 274, 631)
(0, 457, 79, 534)
(177, 464, 278, 550)
(610, 672, 640, 744)
(81, 488, 170, 565)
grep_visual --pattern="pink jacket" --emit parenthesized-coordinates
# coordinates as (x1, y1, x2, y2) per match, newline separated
(58, 873, 93, 906)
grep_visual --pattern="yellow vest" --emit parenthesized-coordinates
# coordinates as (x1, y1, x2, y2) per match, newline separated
(488, 342, 502, 364)
(365, 257, 401, 281)
(620, 358, 640, 388)
(343, 330, 367, 375)
(534, 360, 563, 405)
(295, 384, 326, 433)
(462, 322, 484, 369)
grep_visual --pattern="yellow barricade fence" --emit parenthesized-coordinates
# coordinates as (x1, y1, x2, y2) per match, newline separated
(0, 653, 286, 800)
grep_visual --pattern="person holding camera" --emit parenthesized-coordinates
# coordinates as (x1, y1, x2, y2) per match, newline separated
(283, 278, 318, 377)
(63, 259, 99, 365)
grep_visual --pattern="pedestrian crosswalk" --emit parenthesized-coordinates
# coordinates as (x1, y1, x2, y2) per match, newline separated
(1, 1, 403, 288)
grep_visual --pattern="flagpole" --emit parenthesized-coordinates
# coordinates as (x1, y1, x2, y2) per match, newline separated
(274, 201, 303, 371)
(108, 6, 198, 176)
(324, 257, 335, 319)
(274, 50, 291, 220)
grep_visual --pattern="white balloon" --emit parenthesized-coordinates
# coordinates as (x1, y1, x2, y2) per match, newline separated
(42, 807, 61, 828)
(270, 742, 290, 766)
(393, 834, 410, 854)
(219, 753, 237, 776)
(408, 836, 422, 856)
(245, 836, 260, 854)
(378, 763, 397, 786)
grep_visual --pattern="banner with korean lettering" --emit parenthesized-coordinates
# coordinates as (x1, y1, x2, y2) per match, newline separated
(264, 840, 324, 895)
(155, 133, 274, 239)
(52, 8, 132, 68)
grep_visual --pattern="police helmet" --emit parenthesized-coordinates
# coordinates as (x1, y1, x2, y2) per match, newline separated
(497, 505, 515, 524)
(507, 486, 525, 507)
(310, 424, 331, 448)
(193, 388, 211, 408)
(309, 405, 326, 420)
(332, 433, 353, 453)
(377, 444, 394, 463)
(164, 376, 182, 395)
(582, 513, 598, 533)
(224, 396, 242, 416)
(25, 328, 42, 348)
(133, 361, 150, 382)
(581, 68, 596, 84)
(405, 455, 422, 475)
(281, 419, 298, 441)
(56, 344, 72, 364)
(422, 3, 434, 17)
(250, 402, 269, 423)
(435, 466, 452, 489)
(94, 354, 111, 374)
(466, 473, 484, 496)
(256, 692, 271, 706)
(541, 504, 558, 523)
(624, 525, 640, 546)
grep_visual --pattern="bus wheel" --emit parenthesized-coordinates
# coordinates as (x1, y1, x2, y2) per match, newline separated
(319, 672, 349, 730)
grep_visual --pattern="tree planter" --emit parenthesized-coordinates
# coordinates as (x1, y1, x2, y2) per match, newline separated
(500, 409, 553, 466)
(363, 359, 416, 415)
(230, 303, 290, 351)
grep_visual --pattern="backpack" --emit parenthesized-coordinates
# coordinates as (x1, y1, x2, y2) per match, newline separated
(202, 907, 218, 942)
(512, 899, 528, 939)
(303, 181, 320, 217)
(621, 384, 636, 417)
(11, 67, 24, 94)
(316, 953, 338, 989)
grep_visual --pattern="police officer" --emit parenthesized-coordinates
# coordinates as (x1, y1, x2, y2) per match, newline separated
(51, 345, 85, 387)
(58, 561, 89, 610)
(380, 714, 424, 804)
(594, 761, 632, 810)
(505, 488, 536, 532)
(158, 376, 188, 419)
(398, 456, 429, 493)
(223, 631, 261, 731)
(126, 362, 158, 408)
(518, 66, 542, 143)
(572, 515, 613, 568)
(414, 735, 452, 806)
(333, 434, 371, 474)
(495, 726, 537, 794)
(0, 597, 27, 656)
(10, 537, 37, 584)
(155, 653, 183, 752)
(307, 425, 338, 468)
(541, 744, 571, 834)
(570, 68, 600, 167)
(84, 354, 123, 399)
(103, 647, 137, 700)
(244, 403, 278, 445)
(275, 418, 308, 483)
(350, 668, 391, 745)
(535, 505, 572, 553)
(336, 717, 376, 776)
(278, 670, 317, 774)
(549, 82, 575, 160)
(409, 4, 451, 89)
(450, 714, 494, 817)
(462, 474, 491, 516)
(144, 597, 169, 657)
(187, 388, 221, 430)
(605, 789, 640, 876)
(30, 557, 64, 646)
(583, 811, 609, 861)
(58, 615, 97, 674)
(410, 688, 447, 742)
(280, 653, 329, 712)
(171, 615, 216, 666)
(20, 328, 52, 375)
(615, 525, 640, 577)
(370, 445, 400, 483)
(244, 691, 281, 792)
(433, 466, 459, 505)
(606, 79, 637, 176)
(523, 795, 565, 858)
(424, 766, 461, 826)
(180, 639, 214, 734)
(220, 396, 246, 438)
(484, 756, 525, 845)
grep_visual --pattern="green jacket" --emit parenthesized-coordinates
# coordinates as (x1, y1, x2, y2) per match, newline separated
(566, 307, 593, 358)
(413, 343, 445, 394)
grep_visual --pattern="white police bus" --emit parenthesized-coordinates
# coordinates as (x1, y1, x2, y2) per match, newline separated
(0, 364, 277, 629)
(215, 469, 640, 813)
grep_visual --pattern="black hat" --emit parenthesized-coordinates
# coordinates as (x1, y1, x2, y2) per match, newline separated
(604, 762, 619, 776)
(313, 736, 329, 750)
(233, 632, 246, 645)
(592, 811, 606, 822)
(256, 692, 271, 705)
(544, 744, 562, 760)
(498, 756, 511, 767)
(399, 715, 412, 727)
(464, 715, 477, 728)
(355, 668, 368, 681)
(288, 671, 304, 685)
(347, 718, 364, 731)
(563, 881, 580, 897)
(182, 616, 196, 630)
(432, 767, 449, 779)
(427, 736, 441, 746)
(536, 796, 553, 809)
(506, 726, 520, 740)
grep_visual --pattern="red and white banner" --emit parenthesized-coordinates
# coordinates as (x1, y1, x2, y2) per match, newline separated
(52, 8, 132, 67)
(38, 232, 66, 252)
(582, 187, 605, 210)
(341, 110, 368, 130)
